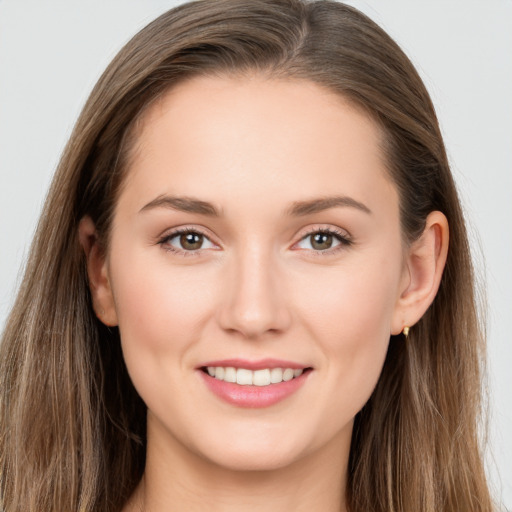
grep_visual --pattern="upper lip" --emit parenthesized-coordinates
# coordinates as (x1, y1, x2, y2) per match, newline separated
(198, 358, 310, 371)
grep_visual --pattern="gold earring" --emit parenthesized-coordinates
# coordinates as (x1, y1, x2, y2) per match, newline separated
(402, 326, 410, 338)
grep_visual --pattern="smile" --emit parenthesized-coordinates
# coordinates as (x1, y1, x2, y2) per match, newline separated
(198, 360, 313, 408)
(204, 366, 304, 386)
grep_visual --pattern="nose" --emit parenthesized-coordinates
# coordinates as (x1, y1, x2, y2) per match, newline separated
(217, 243, 292, 340)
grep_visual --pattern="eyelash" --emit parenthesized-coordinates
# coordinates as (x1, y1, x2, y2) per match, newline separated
(298, 227, 353, 257)
(157, 226, 353, 258)
(158, 227, 213, 258)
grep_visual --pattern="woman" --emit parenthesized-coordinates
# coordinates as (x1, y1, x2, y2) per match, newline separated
(0, 0, 494, 511)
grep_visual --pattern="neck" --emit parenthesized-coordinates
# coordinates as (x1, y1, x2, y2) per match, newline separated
(124, 420, 350, 512)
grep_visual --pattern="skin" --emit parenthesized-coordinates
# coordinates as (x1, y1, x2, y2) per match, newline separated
(80, 75, 448, 512)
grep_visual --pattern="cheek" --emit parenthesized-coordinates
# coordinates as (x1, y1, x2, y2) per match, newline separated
(292, 252, 401, 417)
(108, 248, 217, 361)
(296, 253, 400, 343)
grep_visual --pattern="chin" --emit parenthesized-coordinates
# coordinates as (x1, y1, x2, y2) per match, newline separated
(204, 446, 305, 473)
(187, 426, 311, 473)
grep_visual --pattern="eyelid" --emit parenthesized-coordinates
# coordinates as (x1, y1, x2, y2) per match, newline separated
(157, 225, 220, 256)
(157, 224, 353, 257)
(157, 225, 215, 241)
(291, 225, 353, 256)
(295, 224, 351, 241)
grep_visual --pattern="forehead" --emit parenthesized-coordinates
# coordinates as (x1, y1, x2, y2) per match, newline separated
(119, 75, 397, 222)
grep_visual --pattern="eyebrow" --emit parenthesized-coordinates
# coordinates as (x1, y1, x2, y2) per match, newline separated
(286, 195, 372, 216)
(139, 195, 221, 216)
(139, 194, 372, 217)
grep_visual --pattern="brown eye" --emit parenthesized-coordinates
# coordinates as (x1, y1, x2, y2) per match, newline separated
(295, 228, 351, 254)
(160, 229, 216, 254)
(180, 232, 204, 250)
(310, 232, 334, 250)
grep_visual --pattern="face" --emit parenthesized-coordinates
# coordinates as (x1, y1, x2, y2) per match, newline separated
(101, 75, 408, 471)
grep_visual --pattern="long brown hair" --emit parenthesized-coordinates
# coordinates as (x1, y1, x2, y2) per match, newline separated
(0, 1, 493, 510)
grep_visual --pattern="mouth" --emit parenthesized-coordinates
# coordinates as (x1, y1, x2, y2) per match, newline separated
(197, 360, 313, 408)
(200, 366, 313, 386)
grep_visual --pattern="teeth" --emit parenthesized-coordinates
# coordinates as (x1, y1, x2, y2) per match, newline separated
(224, 367, 236, 383)
(270, 368, 283, 383)
(206, 366, 304, 386)
(253, 369, 270, 386)
(236, 368, 253, 385)
(283, 368, 294, 381)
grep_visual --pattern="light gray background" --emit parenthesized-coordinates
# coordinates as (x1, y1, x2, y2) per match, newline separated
(1, 1, 510, 508)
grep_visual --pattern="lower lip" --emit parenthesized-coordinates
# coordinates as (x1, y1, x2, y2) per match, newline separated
(199, 370, 311, 408)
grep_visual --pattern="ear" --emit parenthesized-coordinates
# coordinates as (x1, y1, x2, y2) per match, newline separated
(391, 211, 449, 335)
(78, 216, 118, 326)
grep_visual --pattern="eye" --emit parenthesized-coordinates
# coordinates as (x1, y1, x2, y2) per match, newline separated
(295, 228, 352, 254)
(158, 228, 217, 254)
